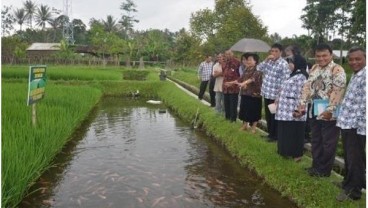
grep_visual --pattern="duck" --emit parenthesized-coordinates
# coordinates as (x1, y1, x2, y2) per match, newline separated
(131, 90, 140, 97)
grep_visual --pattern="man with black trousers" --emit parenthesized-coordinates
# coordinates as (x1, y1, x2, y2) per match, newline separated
(197, 55, 213, 100)
(257, 43, 290, 142)
(208, 74, 216, 107)
(297, 43, 346, 178)
(335, 47, 366, 201)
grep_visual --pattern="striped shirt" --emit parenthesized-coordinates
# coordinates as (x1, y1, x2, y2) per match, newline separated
(198, 61, 213, 81)
(257, 57, 290, 99)
(336, 67, 366, 135)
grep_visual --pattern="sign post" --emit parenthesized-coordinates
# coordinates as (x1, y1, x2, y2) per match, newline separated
(27, 65, 47, 126)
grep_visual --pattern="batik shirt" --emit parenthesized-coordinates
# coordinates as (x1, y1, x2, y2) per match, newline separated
(238, 67, 262, 97)
(299, 61, 346, 116)
(198, 61, 213, 81)
(336, 67, 366, 135)
(275, 72, 307, 121)
(257, 57, 290, 100)
(222, 58, 241, 94)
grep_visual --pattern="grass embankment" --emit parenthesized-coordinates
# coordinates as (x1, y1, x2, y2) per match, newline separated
(2, 65, 363, 208)
(156, 80, 365, 208)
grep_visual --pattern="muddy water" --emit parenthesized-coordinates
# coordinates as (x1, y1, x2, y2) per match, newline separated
(20, 97, 297, 208)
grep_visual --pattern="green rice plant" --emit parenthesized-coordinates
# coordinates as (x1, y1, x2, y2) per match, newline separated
(1, 82, 102, 208)
(98, 80, 163, 98)
(1, 65, 122, 81)
(122, 70, 149, 80)
(169, 68, 200, 87)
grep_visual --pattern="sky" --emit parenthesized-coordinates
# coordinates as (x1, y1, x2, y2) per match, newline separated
(4, 0, 308, 38)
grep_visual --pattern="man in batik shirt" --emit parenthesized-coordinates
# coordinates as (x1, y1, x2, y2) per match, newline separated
(222, 50, 241, 122)
(257, 43, 290, 142)
(336, 47, 366, 202)
(297, 43, 346, 177)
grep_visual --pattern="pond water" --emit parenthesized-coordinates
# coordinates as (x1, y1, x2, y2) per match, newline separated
(20, 97, 297, 208)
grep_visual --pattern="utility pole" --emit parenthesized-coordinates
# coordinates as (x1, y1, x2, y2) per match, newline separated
(63, 0, 75, 45)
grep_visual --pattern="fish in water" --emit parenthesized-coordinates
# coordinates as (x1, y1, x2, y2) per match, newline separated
(143, 187, 149, 196)
(152, 196, 165, 207)
(146, 100, 162, 104)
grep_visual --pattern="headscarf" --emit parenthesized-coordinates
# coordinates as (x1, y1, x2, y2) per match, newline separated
(290, 54, 308, 78)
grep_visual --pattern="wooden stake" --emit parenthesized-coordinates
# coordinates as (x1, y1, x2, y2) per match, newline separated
(32, 103, 36, 127)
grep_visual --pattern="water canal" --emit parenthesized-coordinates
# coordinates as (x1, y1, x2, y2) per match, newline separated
(20, 97, 297, 208)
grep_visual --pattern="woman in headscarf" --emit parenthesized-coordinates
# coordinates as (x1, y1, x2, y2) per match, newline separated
(275, 53, 308, 162)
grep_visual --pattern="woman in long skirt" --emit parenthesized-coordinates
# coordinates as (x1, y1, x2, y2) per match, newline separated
(237, 53, 263, 133)
(275, 54, 308, 161)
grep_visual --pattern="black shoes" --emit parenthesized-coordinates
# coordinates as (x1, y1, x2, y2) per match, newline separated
(332, 181, 343, 189)
(336, 191, 361, 202)
(261, 135, 277, 142)
(267, 138, 277, 143)
(306, 167, 330, 177)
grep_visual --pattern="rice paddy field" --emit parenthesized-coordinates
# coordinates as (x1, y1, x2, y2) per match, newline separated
(1, 64, 364, 208)
(1, 65, 158, 207)
(2, 82, 102, 207)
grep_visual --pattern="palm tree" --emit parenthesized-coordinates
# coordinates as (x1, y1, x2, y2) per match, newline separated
(14, 8, 26, 31)
(72, 18, 87, 43)
(35, 4, 52, 30)
(102, 15, 118, 33)
(48, 15, 67, 41)
(24, 0, 36, 28)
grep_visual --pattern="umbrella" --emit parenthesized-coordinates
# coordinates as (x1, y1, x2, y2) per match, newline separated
(230, 38, 270, 53)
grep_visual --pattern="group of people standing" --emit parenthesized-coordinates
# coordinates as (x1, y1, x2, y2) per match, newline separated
(198, 50, 264, 133)
(197, 43, 366, 202)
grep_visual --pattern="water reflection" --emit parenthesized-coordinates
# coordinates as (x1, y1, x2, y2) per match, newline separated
(20, 97, 296, 208)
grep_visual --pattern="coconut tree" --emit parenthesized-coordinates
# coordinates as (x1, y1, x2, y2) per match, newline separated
(72, 18, 87, 43)
(34, 4, 52, 30)
(24, 0, 36, 28)
(119, 0, 139, 39)
(102, 15, 118, 33)
(48, 15, 67, 41)
(2, 5, 15, 35)
(14, 8, 26, 31)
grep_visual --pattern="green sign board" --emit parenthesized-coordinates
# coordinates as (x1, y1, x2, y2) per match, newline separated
(27, 65, 47, 105)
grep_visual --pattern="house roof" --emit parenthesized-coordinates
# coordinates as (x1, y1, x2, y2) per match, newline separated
(27, 43, 61, 51)
(332, 50, 348, 58)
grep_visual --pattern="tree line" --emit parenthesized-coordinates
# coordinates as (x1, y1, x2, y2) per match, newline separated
(1, 0, 365, 66)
